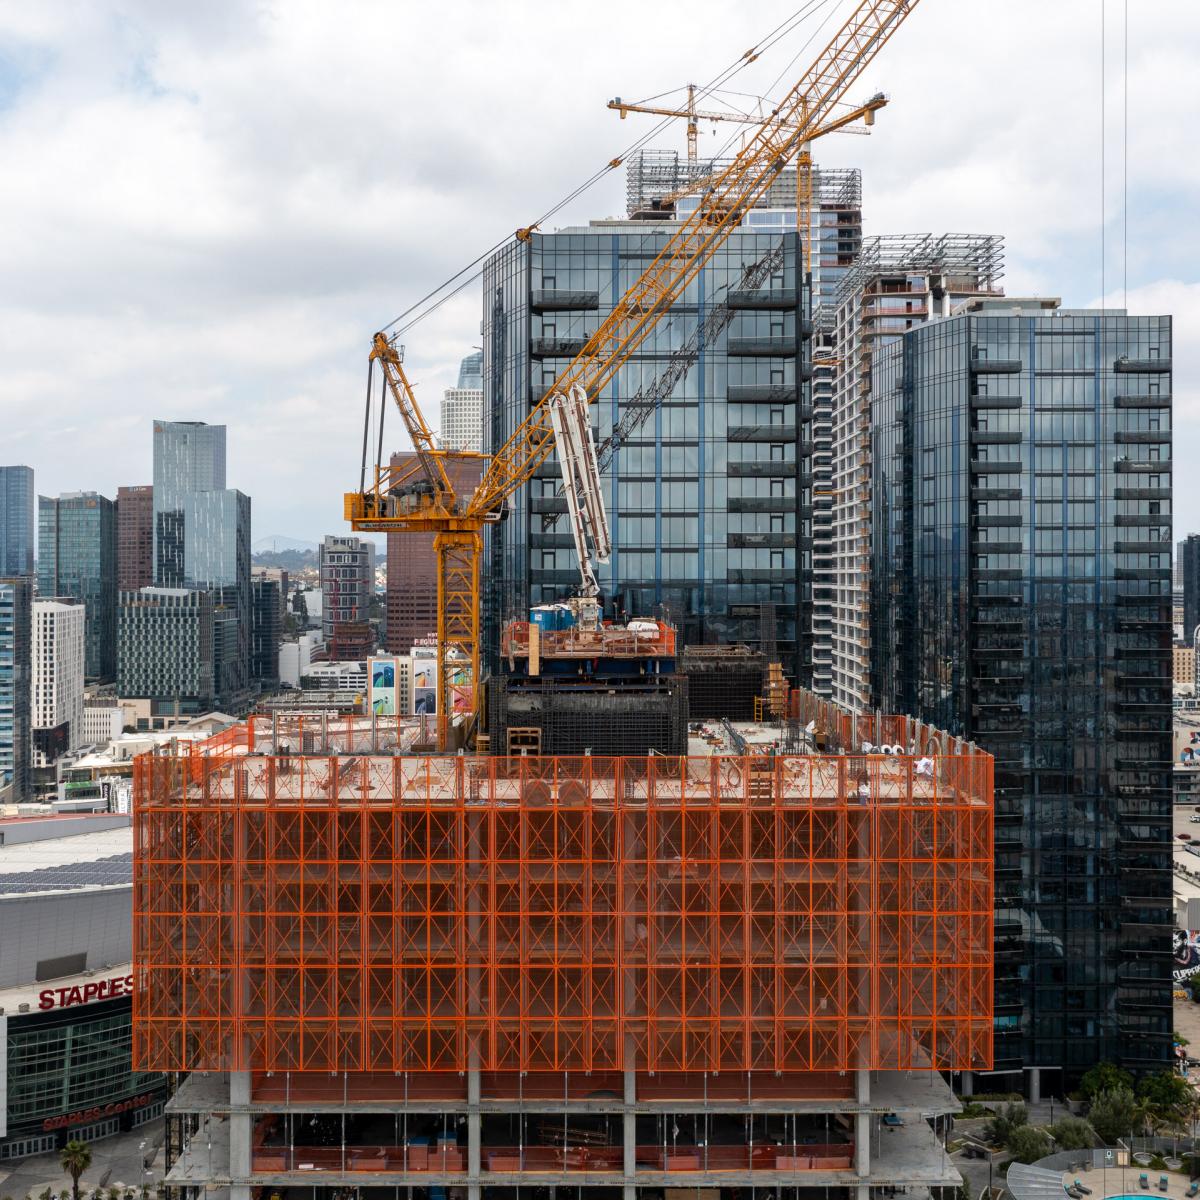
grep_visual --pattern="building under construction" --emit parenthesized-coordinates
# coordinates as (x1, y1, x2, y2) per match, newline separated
(135, 693, 993, 1200)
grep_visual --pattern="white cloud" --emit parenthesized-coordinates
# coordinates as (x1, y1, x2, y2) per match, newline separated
(0, 0, 1197, 538)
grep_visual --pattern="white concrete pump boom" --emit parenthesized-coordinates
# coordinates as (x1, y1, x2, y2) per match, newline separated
(547, 383, 611, 601)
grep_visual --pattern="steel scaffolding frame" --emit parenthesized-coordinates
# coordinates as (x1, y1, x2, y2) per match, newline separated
(134, 745, 993, 1076)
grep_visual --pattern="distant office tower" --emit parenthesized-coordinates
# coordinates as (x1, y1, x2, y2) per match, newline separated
(152, 421, 251, 712)
(385, 452, 484, 655)
(153, 420, 226, 585)
(457, 350, 483, 389)
(870, 299, 1173, 1086)
(31, 598, 85, 768)
(0, 576, 31, 801)
(117, 587, 215, 712)
(0, 465, 34, 578)
(1181, 534, 1200, 645)
(37, 491, 118, 681)
(117, 485, 154, 591)
(251, 577, 281, 689)
(829, 234, 1004, 711)
(441, 351, 485, 452)
(482, 220, 809, 674)
(319, 535, 376, 660)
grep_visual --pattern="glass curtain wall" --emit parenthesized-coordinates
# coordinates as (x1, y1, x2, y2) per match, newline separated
(482, 225, 810, 677)
(870, 309, 1173, 1083)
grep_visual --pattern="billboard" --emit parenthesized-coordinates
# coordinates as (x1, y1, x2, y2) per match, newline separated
(1174, 929, 1200, 981)
(368, 656, 400, 717)
(410, 645, 437, 716)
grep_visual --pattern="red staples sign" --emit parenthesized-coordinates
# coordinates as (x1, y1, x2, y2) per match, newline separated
(37, 973, 134, 1011)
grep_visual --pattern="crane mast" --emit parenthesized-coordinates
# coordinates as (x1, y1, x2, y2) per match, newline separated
(347, 0, 922, 749)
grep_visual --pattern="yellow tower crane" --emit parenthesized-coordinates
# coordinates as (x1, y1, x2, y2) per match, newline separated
(346, 0, 923, 751)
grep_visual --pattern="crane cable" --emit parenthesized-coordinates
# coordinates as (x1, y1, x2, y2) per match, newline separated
(379, 0, 838, 339)
(1123, 0, 1128, 311)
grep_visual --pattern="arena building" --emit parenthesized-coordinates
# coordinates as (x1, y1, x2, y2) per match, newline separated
(0, 813, 168, 1160)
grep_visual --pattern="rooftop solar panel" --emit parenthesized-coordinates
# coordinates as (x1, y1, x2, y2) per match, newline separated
(0, 852, 133, 895)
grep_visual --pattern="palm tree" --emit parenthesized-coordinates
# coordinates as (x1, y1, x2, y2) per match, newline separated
(60, 1141, 91, 1200)
(1133, 1098, 1162, 1138)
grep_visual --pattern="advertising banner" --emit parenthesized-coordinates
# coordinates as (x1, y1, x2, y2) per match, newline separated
(368, 656, 399, 717)
(1174, 929, 1200, 981)
(410, 645, 437, 716)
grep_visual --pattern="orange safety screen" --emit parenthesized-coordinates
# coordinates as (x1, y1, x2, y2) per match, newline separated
(133, 751, 993, 1074)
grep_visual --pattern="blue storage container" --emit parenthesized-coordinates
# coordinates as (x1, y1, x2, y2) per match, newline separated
(530, 605, 558, 632)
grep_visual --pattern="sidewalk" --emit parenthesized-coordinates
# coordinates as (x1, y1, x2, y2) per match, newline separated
(0, 1126, 166, 1200)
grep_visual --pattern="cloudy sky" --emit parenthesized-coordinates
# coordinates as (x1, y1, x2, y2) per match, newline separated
(1, 0, 1197, 546)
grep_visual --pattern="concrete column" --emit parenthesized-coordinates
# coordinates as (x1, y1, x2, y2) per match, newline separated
(961, 1070, 975, 1098)
(468, 1062, 481, 1186)
(228, 1071, 252, 1200)
(855, 1069, 870, 1180)
(624, 1063, 637, 1197)
(1028, 1066, 1041, 1104)
(856, 1112, 871, 1178)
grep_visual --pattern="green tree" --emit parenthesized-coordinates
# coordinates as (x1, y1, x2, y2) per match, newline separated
(1048, 1116, 1096, 1150)
(1007, 1125, 1054, 1164)
(985, 1102, 1029, 1146)
(59, 1141, 91, 1200)
(1080, 1062, 1134, 1101)
(1088, 1086, 1138, 1144)
(1137, 1071, 1195, 1125)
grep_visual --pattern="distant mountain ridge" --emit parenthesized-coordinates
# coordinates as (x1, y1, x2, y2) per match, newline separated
(253, 535, 319, 553)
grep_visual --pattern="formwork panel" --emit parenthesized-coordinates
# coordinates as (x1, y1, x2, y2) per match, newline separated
(133, 749, 993, 1075)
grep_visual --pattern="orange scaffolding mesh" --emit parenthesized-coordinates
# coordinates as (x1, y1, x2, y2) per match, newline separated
(133, 748, 992, 1075)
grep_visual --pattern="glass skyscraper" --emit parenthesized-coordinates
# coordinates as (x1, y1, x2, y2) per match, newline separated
(153, 420, 227, 587)
(869, 299, 1173, 1087)
(37, 491, 118, 681)
(482, 223, 809, 675)
(456, 350, 483, 390)
(0, 576, 32, 802)
(0, 466, 34, 578)
(149, 421, 251, 711)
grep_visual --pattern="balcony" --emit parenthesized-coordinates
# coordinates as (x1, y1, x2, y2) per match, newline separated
(970, 355, 1022, 374)
(970, 395, 1023, 409)
(970, 431, 1023, 445)
(969, 460, 1023, 473)
(1115, 357, 1171, 372)
(1114, 431, 1171, 445)
(728, 425, 797, 442)
(1114, 487, 1170, 500)
(727, 462, 795, 477)
(1115, 514, 1172, 527)
(1114, 541, 1170, 554)
(726, 336, 797, 357)
(727, 384, 798, 403)
(1114, 568, 1172, 581)
(728, 532, 795, 549)
(1115, 394, 1170, 408)
(1114, 458, 1171, 473)
(727, 288, 798, 309)
(531, 336, 588, 358)
(531, 289, 600, 312)
(970, 486, 1023, 501)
